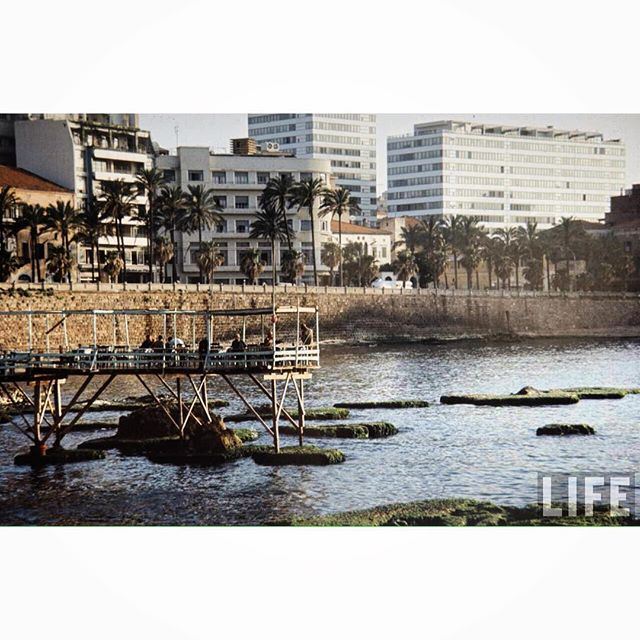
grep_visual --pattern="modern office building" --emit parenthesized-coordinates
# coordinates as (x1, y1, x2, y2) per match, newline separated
(386, 120, 626, 229)
(14, 116, 154, 282)
(248, 114, 377, 226)
(155, 143, 334, 284)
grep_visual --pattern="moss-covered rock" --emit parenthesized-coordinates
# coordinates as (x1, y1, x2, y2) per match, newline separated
(283, 498, 636, 526)
(280, 421, 398, 439)
(333, 400, 430, 409)
(252, 445, 346, 466)
(225, 406, 350, 423)
(441, 387, 579, 406)
(77, 435, 181, 454)
(14, 446, 105, 467)
(146, 448, 244, 466)
(536, 423, 596, 436)
(231, 428, 260, 442)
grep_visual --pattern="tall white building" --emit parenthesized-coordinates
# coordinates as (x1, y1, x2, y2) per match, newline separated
(248, 114, 377, 226)
(386, 120, 626, 229)
(14, 116, 154, 282)
(155, 144, 333, 284)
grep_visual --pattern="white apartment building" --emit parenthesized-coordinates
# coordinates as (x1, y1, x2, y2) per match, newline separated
(14, 117, 154, 282)
(386, 120, 626, 230)
(330, 219, 392, 264)
(248, 114, 377, 226)
(155, 146, 333, 284)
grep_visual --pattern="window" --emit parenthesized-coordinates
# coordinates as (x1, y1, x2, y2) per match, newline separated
(215, 195, 227, 208)
(300, 172, 312, 181)
(188, 170, 204, 182)
(236, 220, 250, 233)
(300, 220, 312, 231)
(212, 171, 226, 184)
(235, 171, 249, 184)
(163, 169, 176, 182)
(257, 172, 270, 184)
(215, 221, 227, 233)
(235, 196, 249, 209)
(301, 242, 313, 264)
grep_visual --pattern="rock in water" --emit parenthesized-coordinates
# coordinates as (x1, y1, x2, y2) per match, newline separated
(184, 415, 242, 452)
(536, 424, 595, 436)
(117, 401, 209, 439)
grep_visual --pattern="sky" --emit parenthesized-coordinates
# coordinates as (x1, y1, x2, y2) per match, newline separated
(140, 114, 640, 194)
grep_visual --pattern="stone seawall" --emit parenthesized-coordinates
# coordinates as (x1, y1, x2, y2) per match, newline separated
(0, 285, 639, 349)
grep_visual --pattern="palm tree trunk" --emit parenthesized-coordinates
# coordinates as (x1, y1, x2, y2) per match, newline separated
(30, 232, 36, 282)
(453, 252, 458, 289)
(475, 269, 480, 290)
(338, 214, 343, 287)
(271, 238, 276, 286)
(95, 240, 101, 283)
(515, 257, 520, 289)
(487, 259, 492, 289)
(467, 268, 472, 289)
(148, 196, 154, 284)
(310, 202, 318, 286)
(198, 227, 203, 283)
(170, 227, 178, 283)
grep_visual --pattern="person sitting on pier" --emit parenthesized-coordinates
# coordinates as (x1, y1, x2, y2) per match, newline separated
(300, 321, 313, 346)
(140, 334, 153, 350)
(262, 329, 274, 349)
(198, 336, 209, 355)
(230, 332, 246, 352)
(153, 335, 165, 351)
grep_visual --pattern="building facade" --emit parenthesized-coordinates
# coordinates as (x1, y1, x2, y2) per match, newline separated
(386, 120, 626, 230)
(155, 146, 333, 284)
(248, 114, 377, 226)
(14, 116, 154, 282)
(0, 165, 76, 282)
(330, 219, 392, 264)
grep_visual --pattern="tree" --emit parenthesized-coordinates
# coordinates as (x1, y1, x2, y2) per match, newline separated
(196, 240, 225, 285)
(321, 241, 341, 286)
(480, 235, 500, 290)
(342, 242, 379, 286)
(44, 200, 81, 283)
(240, 248, 264, 285)
(259, 174, 295, 253)
(101, 180, 138, 282)
(416, 217, 447, 288)
(182, 185, 223, 283)
(249, 204, 290, 286)
(76, 200, 107, 284)
(103, 251, 124, 283)
(281, 249, 306, 284)
(157, 185, 188, 283)
(14, 204, 45, 282)
(458, 216, 484, 289)
(396, 223, 424, 254)
(516, 222, 543, 290)
(291, 177, 326, 286)
(558, 216, 579, 288)
(135, 168, 166, 283)
(322, 187, 361, 286)
(494, 227, 518, 288)
(443, 215, 464, 288)
(153, 236, 174, 283)
(392, 250, 418, 285)
(0, 248, 20, 282)
(46, 245, 73, 282)
(0, 186, 19, 251)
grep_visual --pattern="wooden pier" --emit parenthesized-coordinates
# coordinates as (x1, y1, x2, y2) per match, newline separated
(0, 306, 320, 456)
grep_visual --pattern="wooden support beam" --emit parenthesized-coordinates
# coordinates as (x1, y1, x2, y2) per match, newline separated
(187, 375, 211, 423)
(60, 374, 95, 421)
(154, 374, 203, 427)
(248, 374, 299, 431)
(271, 378, 279, 453)
(220, 374, 274, 437)
(0, 383, 35, 442)
(136, 374, 182, 436)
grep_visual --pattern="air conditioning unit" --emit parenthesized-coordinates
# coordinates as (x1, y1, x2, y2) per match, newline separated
(263, 141, 280, 152)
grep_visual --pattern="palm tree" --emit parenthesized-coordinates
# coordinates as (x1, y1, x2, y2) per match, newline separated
(46, 245, 73, 282)
(417, 216, 447, 288)
(392, 250, 418, 285)
(196, 240, 225, 285)
(182, 185, 223, 283)
(481, 235, 501, 290)
(0, 186, 20, 251)
(103, 251, 124, 283)
(558, 216, 578, 288)
(135, 168, 166, 283)
(14, 204, 45, 282)
(44, 200, 81, 283)
(259, 174, 295, 252)
(321, 241, 341, 286)
(443, 214, 464, 288)
(281, 250, 306, 284)
(516, 222, 543, 290)
(76, 200, 107, 284)
(396, 224, 424, 254)
(153, 236, 174, 283)
(291, 177, 326, 286)
(0, 248, 19, 282)
(250, 204, 290, 286)
(322, 186, 361, 286)
(342, 241, 379, 286)
(240, 248, 264, 285)
(458, 216, 483, 289)
(157, 185, 187, 283)
(494, 227, 518, 289)
(101, 180, 138, 282)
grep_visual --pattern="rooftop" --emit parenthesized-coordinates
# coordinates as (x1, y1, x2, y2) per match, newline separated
(0, 165, 72, 193)
(331, 220, 392, 235)
(389, 120, 622, 144)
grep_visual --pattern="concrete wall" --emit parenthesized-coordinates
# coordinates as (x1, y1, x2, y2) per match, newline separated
(0, 285, 638, 350)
